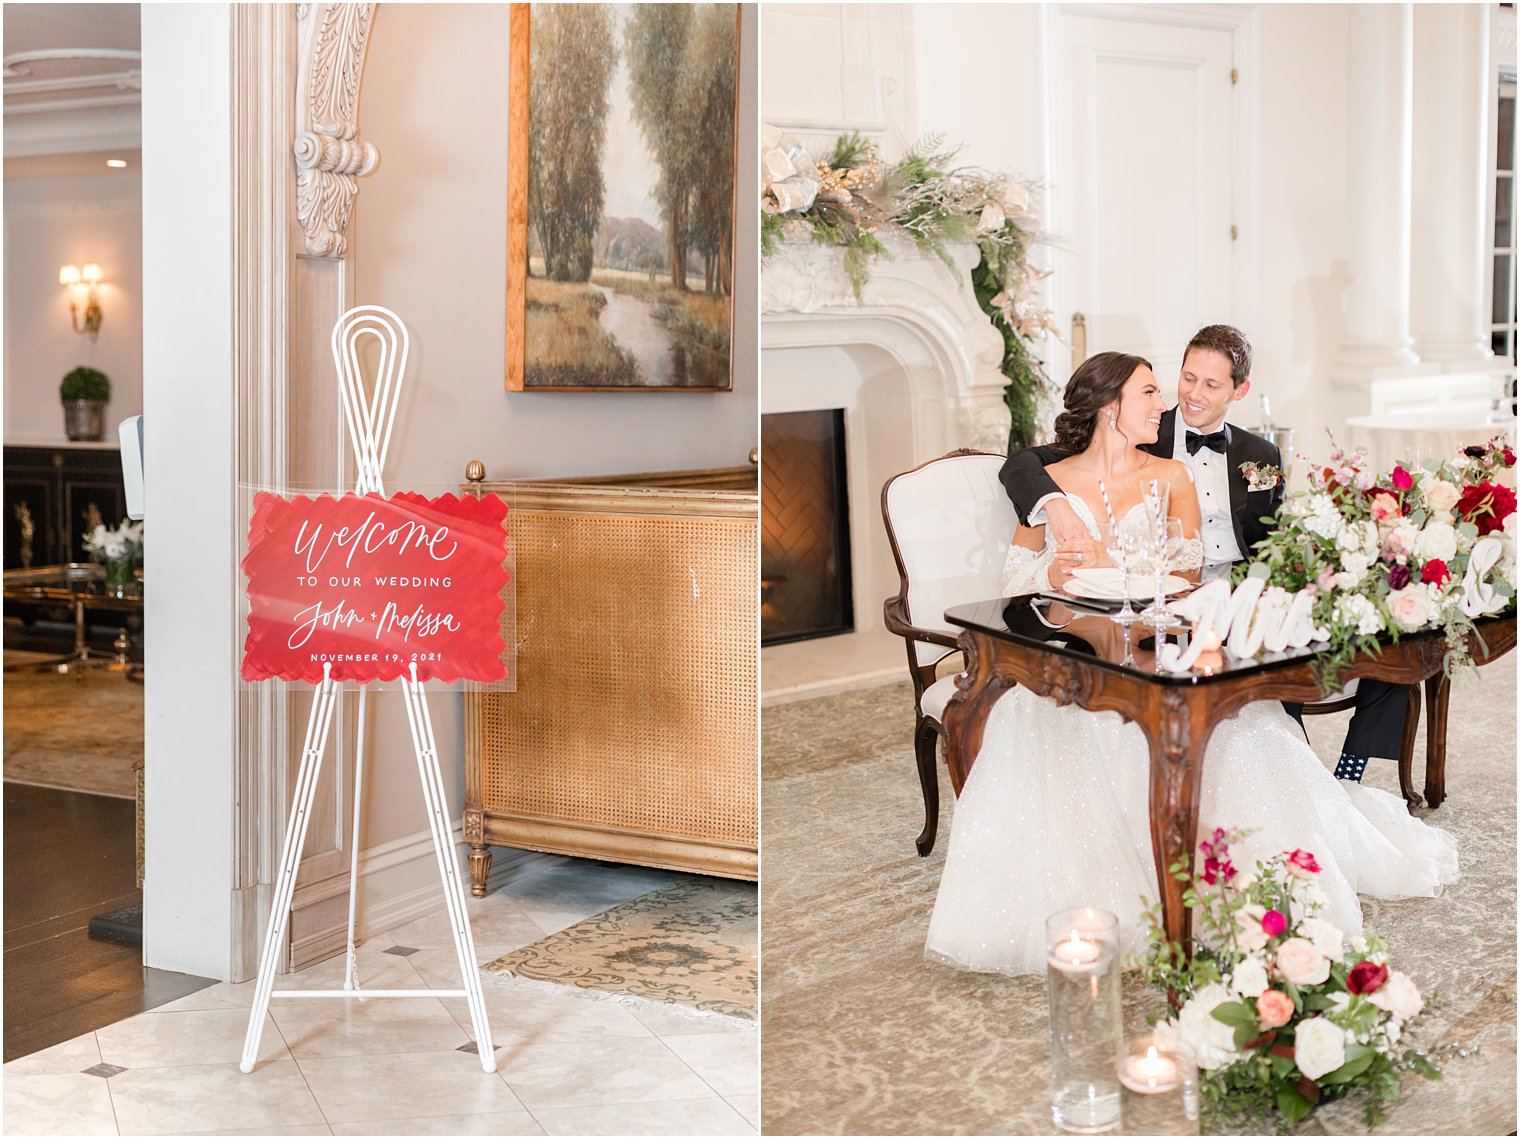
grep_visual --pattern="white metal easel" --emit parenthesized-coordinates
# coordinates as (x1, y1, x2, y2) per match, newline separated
(240, 306, 496, 1074)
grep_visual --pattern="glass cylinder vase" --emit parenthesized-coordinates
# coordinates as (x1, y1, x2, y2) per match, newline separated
(1118, 1035, 1199, 1135)
(105, 557, 135, 598)
(1046, 907, 1123, 1133)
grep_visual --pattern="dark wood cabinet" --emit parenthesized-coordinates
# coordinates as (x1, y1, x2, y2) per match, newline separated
(4, 444, 127, 571)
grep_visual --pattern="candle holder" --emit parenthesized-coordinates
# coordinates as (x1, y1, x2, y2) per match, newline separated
(1118, 1035, 1199, 1135)
(1045, 908, 1122, 1133)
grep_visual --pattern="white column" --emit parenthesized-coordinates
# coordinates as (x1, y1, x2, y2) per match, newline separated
(1338, 4, 1424, 376)
(1411, 4, 1493, 369)
(142, 3, 238, 980)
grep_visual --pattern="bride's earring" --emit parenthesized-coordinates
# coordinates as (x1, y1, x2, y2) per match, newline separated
(1107, 412, 1118, 430)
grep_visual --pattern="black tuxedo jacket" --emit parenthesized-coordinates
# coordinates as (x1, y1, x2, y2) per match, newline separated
(997, 407, 1285, 559)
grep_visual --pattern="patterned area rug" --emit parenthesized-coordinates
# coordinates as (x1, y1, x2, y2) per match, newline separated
(762, 656, 1517, 1136)
(482, 877, 757, 1021)
(3, 662, 141, 799)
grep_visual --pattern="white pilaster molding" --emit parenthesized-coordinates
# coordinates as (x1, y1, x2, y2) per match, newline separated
(294, 3, 379, 259)
(1411, 4, 1493, 370)
(232, 3, 297, 983)
(1337, 4, 1423, 381)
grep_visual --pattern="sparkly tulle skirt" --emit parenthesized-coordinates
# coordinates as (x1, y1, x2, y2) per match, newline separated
(924, 691, 1459, 976)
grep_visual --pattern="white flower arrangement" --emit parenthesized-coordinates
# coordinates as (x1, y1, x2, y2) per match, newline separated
(82, 520, 143, 567)
(1140, 830, 1451, 1129)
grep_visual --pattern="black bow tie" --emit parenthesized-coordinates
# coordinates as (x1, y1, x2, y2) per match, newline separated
(1186, 430, 1229, 456)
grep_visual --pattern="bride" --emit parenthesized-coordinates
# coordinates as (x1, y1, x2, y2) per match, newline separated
(925, 352, 1459, 975)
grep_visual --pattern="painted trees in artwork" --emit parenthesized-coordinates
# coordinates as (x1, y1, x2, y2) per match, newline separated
(624, 4, 695, 292)
(687, 5, 737, 298)
(527, 5, 617, 282)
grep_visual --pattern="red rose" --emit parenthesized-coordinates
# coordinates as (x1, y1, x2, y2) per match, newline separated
(1387, 563, 1412, 591)
(1503, 448, 1516, 467)
(1261, 910, 1287, 937)
(1392, 466, 1413, 491)
(1457, 482, 1518, 535)
(1347, 960, 1389, 994)
(1420, 559, 1450, 587)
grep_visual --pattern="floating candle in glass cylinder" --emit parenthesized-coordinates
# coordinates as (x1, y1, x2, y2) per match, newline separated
(1045, 908, 1122, 1133)
(1117, 1036, 1198, 1135)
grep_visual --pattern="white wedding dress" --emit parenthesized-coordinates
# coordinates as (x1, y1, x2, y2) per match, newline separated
(925, 497, 1459, 975)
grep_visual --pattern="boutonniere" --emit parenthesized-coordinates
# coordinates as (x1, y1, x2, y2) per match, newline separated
(1239, 461, 1283, 492)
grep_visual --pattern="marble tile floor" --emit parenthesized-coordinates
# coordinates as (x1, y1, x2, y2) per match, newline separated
(3, 853, 758, 1137)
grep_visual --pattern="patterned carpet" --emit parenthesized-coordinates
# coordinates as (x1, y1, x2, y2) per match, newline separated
(483, 877, 758, 1022)
(761, 655, 1517, 1135)
(3, 663, 141, 799)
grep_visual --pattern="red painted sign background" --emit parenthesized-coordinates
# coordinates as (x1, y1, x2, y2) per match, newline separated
(242, 492, 510, 684)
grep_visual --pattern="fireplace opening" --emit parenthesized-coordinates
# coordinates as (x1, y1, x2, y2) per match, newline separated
(760, 409, 854, 645)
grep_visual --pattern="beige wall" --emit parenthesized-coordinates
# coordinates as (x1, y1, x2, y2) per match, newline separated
(348, 4, 759, 864)
(4, 169, 144, 440)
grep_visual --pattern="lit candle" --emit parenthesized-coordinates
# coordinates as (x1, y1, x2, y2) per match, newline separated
(1118, 1044, 1180, 1094)
(1048, 931, 1103, 973)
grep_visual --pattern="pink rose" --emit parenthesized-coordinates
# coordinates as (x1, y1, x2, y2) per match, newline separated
(1256, 989, 1294, 1028)
(1386, 584, 1432, 632)
(1275, 937, 1331, 986)
(1392, 466, 1413, 491)
(1285, 849, 1320, 878)
(1261, 910, 1287, 938)
(1370, 492, 1400, 522)
(1367, 970, 1424, 1020)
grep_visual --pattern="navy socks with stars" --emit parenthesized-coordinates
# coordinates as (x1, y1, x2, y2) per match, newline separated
(1333, 752, 1370, 782)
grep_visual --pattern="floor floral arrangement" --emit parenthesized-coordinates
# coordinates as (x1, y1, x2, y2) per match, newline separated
(1242, 436, 1516, 684)
(759, 126, 1056, 450)
(1139, 829, 1453, 1131)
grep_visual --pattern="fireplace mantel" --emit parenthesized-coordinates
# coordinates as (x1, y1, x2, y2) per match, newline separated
(761, 232, 1011, 454)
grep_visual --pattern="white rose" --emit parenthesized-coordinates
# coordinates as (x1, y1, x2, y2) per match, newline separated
(1387, 520, 1419, 558)
(1293, 1016, 1348, 1081)
(1176, 982, 1240, 1071)
(1367, 970, 1424, 1020)
(1296, 916, 1344, 963)
(1423, 477, 1460, 516)
(1337, 550, 1370, 586)
(1414, 520, 1458, 563)
(1235, 904, 1270, 953)
(1230, 956, 1271, 998)
(1386, 584, 1432, 632)
(1275, 937, 1331, 986)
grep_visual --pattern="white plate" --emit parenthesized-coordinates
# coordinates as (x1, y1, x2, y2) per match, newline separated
(1063, 568, 1189, 601)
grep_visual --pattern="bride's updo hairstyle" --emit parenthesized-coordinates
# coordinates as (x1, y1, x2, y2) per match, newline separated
(1051, 350, 1153, 453)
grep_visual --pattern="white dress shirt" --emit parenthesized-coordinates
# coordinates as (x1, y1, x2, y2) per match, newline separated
(1174, 422, 1242, 566)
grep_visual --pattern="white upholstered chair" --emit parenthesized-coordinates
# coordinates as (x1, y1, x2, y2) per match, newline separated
(881, 450, 1019, 855)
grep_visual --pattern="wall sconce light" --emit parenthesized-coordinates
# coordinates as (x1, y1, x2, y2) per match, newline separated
(59, 262, 104, 341)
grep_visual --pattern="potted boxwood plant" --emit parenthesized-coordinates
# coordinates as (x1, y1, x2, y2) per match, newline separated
(60, 365, 110, 441)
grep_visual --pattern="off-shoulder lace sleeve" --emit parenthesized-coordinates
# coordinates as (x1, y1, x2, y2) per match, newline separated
(1176, 537, 1204, 571)
(1002, 544, 1055, 596)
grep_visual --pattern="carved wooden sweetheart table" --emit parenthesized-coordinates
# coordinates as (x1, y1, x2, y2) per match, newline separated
(940, 595, 1517, 953)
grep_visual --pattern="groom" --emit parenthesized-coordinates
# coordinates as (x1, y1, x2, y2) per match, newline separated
(998, 323, 1411, 783)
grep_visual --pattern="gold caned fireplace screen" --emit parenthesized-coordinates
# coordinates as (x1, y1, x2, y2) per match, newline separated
(462, 466, 758, 890)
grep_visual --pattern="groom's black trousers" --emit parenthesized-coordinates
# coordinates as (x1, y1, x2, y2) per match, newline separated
(1282, 679, 1412, 760)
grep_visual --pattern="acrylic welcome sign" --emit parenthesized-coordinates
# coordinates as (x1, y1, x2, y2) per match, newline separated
(241, 491, 510, 684)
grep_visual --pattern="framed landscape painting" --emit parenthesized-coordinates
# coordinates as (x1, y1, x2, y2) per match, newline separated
(507, 3, 740, 392)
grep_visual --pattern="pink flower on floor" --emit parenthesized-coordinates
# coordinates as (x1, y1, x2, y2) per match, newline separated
(1285, 849, 1321, 878)
(1260, 910, 1287, 938)
(1256, 989, 1294, 1028)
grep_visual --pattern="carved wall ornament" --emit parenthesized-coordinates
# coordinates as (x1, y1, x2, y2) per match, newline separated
(294, 3, 379, 258)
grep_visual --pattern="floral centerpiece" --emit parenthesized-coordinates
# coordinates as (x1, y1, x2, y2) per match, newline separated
(759, 127, 1056, 451)
(1139, 829, 1449, 1130)
(1240, 436, 1516, 685)
(83, 519, 143, 593)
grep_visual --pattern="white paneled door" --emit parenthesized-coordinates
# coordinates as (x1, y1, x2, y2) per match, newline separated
(1049, 7, 1245, 388)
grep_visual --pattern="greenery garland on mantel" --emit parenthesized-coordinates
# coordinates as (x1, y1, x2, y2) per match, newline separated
(760, 128, 1058, 451)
